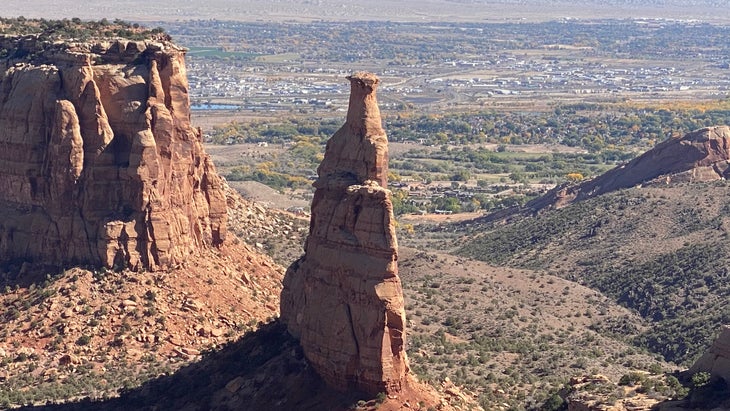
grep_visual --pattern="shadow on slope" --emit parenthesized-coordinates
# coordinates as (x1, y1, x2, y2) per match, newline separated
(18, 321, 367, 411)
(0, 261, 68, 290)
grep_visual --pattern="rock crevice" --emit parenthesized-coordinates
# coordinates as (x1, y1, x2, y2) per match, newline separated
(281, 72, 408, 395)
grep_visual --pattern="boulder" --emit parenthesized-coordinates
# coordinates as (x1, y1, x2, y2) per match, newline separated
(688, 325, 730, 382)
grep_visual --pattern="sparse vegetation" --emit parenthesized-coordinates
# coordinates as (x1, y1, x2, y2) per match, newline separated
(458, 183, 730, 367)
(0, 17, 167, 41)
(0, 240, 281, 408)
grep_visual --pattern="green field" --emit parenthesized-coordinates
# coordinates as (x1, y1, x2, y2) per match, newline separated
(186, 46, 258, 60)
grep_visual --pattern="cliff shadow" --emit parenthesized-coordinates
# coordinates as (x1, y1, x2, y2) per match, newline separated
(17, 321, 370, 411)
(0, 261, 70, 290)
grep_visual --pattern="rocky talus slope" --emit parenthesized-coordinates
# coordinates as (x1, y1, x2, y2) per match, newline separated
(0, 184, 284, 408)
(0, 34, 226, 271)
(526, 125, 730, 212)
(281, 72, 409, 395)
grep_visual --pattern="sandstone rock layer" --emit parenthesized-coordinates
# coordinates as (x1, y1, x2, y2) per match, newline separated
(281, 72, 408, 395)
(689, 325, 730, 382)
(0, 35, 226, 271)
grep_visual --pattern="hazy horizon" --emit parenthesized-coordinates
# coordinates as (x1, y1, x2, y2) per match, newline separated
(2, 0, 729, 24)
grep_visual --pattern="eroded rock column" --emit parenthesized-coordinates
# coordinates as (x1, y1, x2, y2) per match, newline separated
(281, 72, 409, 395)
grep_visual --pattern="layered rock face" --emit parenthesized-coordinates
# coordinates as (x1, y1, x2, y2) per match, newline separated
(280, 72, 409, 395)
(527, 125, 730, 211)
(0, 35, 226, 271)
(689, 325, 730, 382)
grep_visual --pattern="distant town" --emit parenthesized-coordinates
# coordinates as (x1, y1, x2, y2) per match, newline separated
(164, 19, 730, 117)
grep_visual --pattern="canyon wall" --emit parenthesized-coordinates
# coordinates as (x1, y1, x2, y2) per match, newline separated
(0, 34, 226, 271)
(280, 72, 409, 395)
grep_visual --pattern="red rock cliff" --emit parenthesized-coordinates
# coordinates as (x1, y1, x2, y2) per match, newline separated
(280, 72, 409, 395)
(0, 35, 226, 271)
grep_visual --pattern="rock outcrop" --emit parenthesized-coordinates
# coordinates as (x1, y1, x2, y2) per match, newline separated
(280, 72, 409, 395)
(527, 125, 730, 212)
(689, 325, 730, 382)
(0, 34, 226, 271)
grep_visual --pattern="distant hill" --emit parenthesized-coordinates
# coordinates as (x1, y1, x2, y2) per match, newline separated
(459, 127, 730, 366)
(461, 181, 730, 365)
(524, 126, 730, 214)
(494, 0, 727, 6)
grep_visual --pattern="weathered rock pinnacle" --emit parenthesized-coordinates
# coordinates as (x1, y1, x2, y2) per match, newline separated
(0, 35, 226, 271)
(280, 72, 409, 395)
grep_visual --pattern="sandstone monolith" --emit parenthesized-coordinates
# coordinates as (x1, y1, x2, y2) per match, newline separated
(0, 34, 226, 271)
(280, 72, 408, 395)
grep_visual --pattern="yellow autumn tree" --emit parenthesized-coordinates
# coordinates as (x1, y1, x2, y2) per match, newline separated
(566, 173, 584, 182)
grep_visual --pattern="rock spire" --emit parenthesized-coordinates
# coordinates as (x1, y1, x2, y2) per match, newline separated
(280, 72, 409, 395)
(0, 35, 226, 271)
